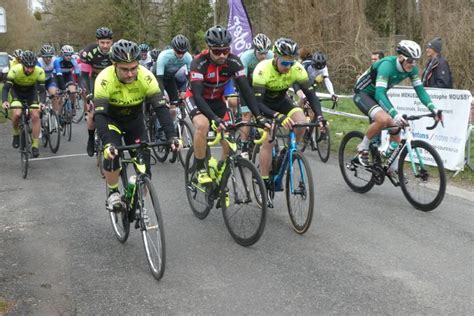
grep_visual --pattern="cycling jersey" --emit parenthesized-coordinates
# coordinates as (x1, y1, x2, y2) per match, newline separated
(54, 56, 80, 90)
(9, 59, 20, 69)
(252, 59, 321, 117)
(37, 57, 56, 81)
(80, 43, 112, 76)
(297, 59, 335, 95)
(2, 64, 46, 105)
(354, 55, 434, 117)
(156, 49, 192, 77)
(139, 53, 153, 69)
(187, 50, 263, 121)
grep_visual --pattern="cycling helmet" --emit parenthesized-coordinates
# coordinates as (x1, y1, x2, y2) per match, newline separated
(171, 35, 190, 52)
(13, 49, 23, 58)
(150, 48, 161, 61)
(138, 43, 150, 52)
(96, 27, 113, 39)
(20, 50, 37, 67)
(61, 45, 74, 56)
(40, 45, 55, 57)
(312, 51, 327, 69)
(205, 25, 232, 47)
(110, 39, 140, 63)
(396, 40, 421, 60)
(253, 33, 271, 53)
(273, 38, 299, 57)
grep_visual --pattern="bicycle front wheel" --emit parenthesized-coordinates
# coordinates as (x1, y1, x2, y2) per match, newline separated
(20, 124, 30, 179)
(338, 131, 375, 193)
(48, 111, 61, 153)
(221, 157, 267, 246)
(178, 120, 194, 168)
(316, 125, 331, 162)
(138, 176, 166, 280)
(72, 97, 85, 124)
(108, 168, 130, 243)
(285, 151, 314, 234)
(398, 140, 446, 211)
(184, 147, 212, 219)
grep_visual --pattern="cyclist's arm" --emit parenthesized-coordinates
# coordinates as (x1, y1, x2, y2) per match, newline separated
(72, 59, 81, 76)
(299, 81, 322, 117)
(234, 76, 263, 118)
(2, 81, 12, 103)
(37, 68, 47, 103)
(53, 58, 67, 91)
(321, 67, 335, 95)
(252, 85, 278, 118)
(93, 99, 115, 145)
(190, 79, 219, 121)
(411, 69, 436, 111)
(156, 75, 166, 96)
(148, 93, 176, 139)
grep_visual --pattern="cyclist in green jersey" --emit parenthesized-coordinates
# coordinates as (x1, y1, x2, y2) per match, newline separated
(353, 40, 442, 166)
(2, 51, 46, 158)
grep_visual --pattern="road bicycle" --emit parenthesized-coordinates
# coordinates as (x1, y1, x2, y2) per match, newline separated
(105, 140, 167, 280)
(252, 121, 318, 234)
(41, 96, 61, 153)
(338, 111, 446, 211)
(184, 121, 268, 246)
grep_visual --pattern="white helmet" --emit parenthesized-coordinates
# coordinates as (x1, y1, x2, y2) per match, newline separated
(253, 33, 271, 53)
(61, 45, 75, 56)
(396, 40, 421, 59)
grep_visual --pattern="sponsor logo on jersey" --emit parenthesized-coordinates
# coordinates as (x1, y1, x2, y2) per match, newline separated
(191, 72, 203, 80)
(207, 72, 216, 79)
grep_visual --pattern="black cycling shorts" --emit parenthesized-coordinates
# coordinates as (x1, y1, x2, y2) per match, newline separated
(263, 95, 296, 116)
(185, 97, 228, 121)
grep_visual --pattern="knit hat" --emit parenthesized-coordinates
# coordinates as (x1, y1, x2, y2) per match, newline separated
(427, 37, 442, 53)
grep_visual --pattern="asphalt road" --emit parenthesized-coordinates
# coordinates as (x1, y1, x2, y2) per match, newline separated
(0, 120, 472, 315)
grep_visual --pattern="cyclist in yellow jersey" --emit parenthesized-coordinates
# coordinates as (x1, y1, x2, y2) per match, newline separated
(94, 40, 181, 212)
(9, 49, 23, 69)
(2, 51, 46, 158)
(252, 38, 325, 193)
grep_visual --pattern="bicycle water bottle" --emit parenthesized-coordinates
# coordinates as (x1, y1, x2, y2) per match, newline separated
(383, 141, 399, 158)
(371, 134, 381, 147)
(208, 157, 218, 180)
(126, 175, 137, 201)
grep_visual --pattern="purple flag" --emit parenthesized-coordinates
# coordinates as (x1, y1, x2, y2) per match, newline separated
(227, 0, 253, 56)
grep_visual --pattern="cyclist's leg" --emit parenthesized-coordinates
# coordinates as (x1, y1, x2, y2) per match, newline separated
(9, 96, 23, 148)
(86, 75, 97, 156)
(46, 78, 60, 114)
(27, 94, 41, 156)
(123, 116, 151, 177)
(99, 119, 123, 193)
(186, 96, 210, 179)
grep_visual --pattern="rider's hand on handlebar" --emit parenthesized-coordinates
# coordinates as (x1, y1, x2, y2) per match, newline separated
(103, 144, 118, 160)
(170, 137, 182, 151)
(393, 113, 408, 127)
(432, 109, 443, 123)
(2, 101, 10, 110)
(331, 94, 338, 102)
(275, 113, 294, 130)
(211, 118, 227, 132)
(256, 115, 272, 129)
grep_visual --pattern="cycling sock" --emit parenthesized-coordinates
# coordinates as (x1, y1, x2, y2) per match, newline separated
(196, 158, 205, 170)
(107, 183, 119, 194)
(32, 138, 39, 148)
(358, 136, 370, 151)
(12, 127, 20, 136)
(88, 129, 95, 140)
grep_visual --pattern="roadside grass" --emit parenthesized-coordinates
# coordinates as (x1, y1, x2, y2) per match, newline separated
(322, 97, 473, 188)
(0, 297, 14, 315)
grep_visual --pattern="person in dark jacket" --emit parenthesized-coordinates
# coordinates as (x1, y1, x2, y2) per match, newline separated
(422, 37, 453, 88)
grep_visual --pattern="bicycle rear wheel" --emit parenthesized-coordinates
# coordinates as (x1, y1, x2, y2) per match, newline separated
(95, 134, 105, 178)
(48, 111, 61, 153)
(108, 168, 130, 243)
(316, 126, 330, 162)
(398, 140, 446, 211)
(221, 157, 267, 246)
(41, 112, 49, 147)
(285, 151, 314, 234)
(177, 120, 194, 168)
(138, 176, 166, 280)
(20, 124, 30, 179)
(338, 131, 375, 193)
(184, 147, 212, 219)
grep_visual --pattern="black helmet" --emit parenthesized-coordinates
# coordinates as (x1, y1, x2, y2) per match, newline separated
(253, 33, 271, 53)
(40, 45, 55, 57)
(21, 50, 37, 67)
(110, 39, 140, 63)
(273, 38, 299, 57)
(312, 51, 326, 69)
(13, 49, 23, 58)
(138, 43, 150, 52)
(96, 27, 113, 39)
(150, 48, 161, 61)
(171, 35, 190, 52)
(205, 25, 232, 47)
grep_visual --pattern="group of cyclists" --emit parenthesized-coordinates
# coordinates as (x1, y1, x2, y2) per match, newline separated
(2, 24, 442, 211)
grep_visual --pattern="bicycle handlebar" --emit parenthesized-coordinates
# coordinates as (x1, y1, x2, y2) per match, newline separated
(114, 139, 170, 152)
(402, 110, 443, 130)
(207, 121, 268, 147)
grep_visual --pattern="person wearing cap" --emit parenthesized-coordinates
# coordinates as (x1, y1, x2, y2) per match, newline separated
(422, 37, 453, 88)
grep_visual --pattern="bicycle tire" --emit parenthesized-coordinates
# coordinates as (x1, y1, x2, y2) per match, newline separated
(108, 168, 130, 243)
(72, 97, 85, 124)
(20, 123, 29, 179)
(138, 176, 166, 280)
(338, 131, 375, 193)
(95, 135, 105, 179)
(184, 147, 212, 219)
(41, 113, 49, 147)
(316, 126, 330, 162)
(221, 157, 267, 246)
(177, 120, 194, 168)
(48, 111, 61, 153)
(398, 140, 446, 211)
(285, 151, 314, 234)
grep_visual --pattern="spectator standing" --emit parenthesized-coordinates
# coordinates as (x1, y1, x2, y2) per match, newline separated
(422, 37, 453, 88)
(371, 50, 384, 63)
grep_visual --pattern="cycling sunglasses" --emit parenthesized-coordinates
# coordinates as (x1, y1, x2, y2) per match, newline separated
(174, 49, 186, 55)
(210, 47, 231, 56)
(403, 56, 417, 64)
(279, 58, 295, 68)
